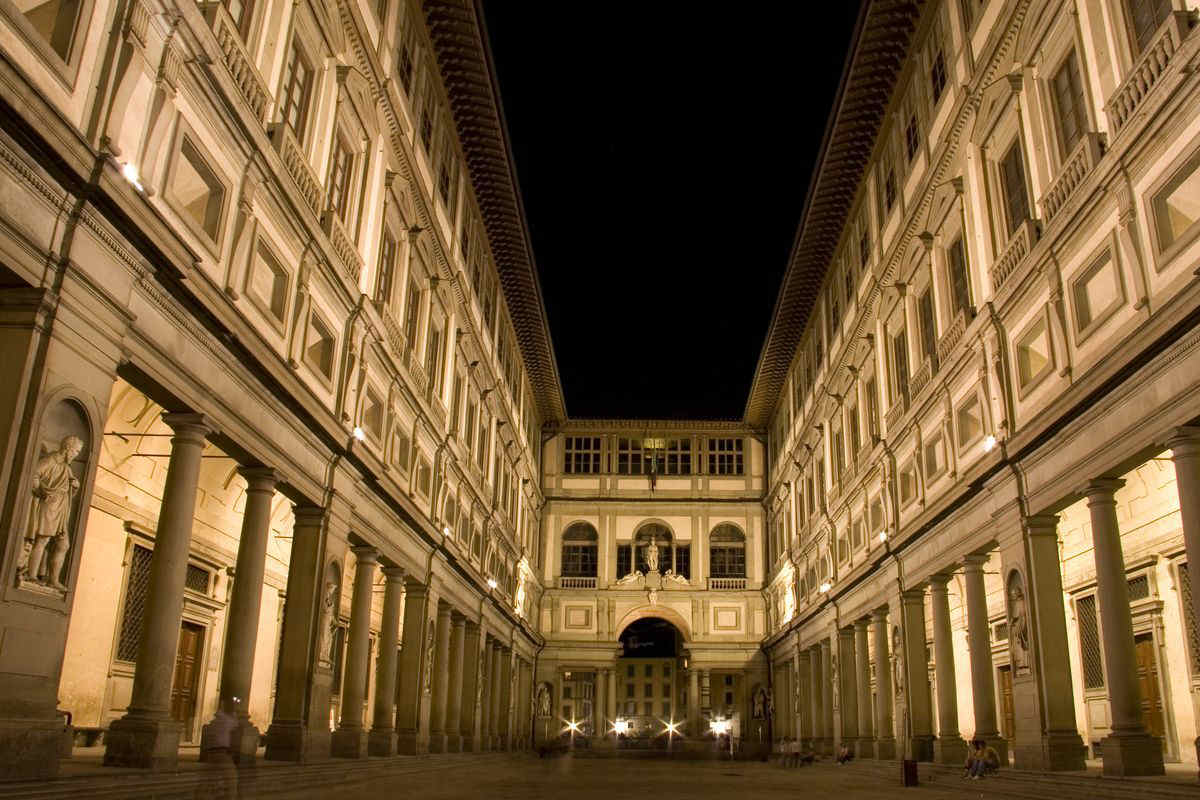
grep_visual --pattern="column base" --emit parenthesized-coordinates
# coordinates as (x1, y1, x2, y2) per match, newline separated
(264, 720, 331, 762)
(331, 725, 368, 758)
(933, 735, 968, 764)
(855, 737, 875, 757)
(445, 733, 462, 752)
(428, 732, 448, 753)
(460, 734, 477, 752)
(397, 730, 428, 755)
(909, 734, 935, 762)
(1099, 732, 1165, 777)
(874, 737, 896, 760)
(103, 715, 182, 770)
(200, 718, 259, 764)
(0, 718, 62, 781)
(1014, 731, 1086, 771)
(367, 728, 397, 757)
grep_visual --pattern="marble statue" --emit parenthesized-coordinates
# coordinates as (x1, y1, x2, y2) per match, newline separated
(1008, 576, 1030, 675)
(19, 435, 84, 590)
(662, 570, 689, 588)
(535, 682, 552, 717)
(616, 569, 642, 585)
(317, 576, 338, 667)
(422, 628, 435, 693)
(644, 539, 659, 572)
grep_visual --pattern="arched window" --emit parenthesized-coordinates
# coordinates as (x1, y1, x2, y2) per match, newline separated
(561, 522, 598, 577)
(709, 524, 746, 578)
(633, 522, 683, 575)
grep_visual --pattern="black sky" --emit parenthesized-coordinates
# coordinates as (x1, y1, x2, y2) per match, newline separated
(480, 3, 862, 420)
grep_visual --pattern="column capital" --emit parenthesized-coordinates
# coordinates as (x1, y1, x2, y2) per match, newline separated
(1080, 477, 1124, 501)
(292, 504, 327, 525)
(237, 466, 278, 491)
(1166, 426, 1200, 455)
(901, 587, 926, 604)
(854, 617, 871, 631)
(1022, 513, 1060, 537)
(928, 572, 953, 588)
(351, 545, 379, 565)
(161, 412, 213, 442)
(382, 565, 406, 581)
(962, 553, 989, 570)
(871, 606, 889, 622)
(450, 611, 467, 627)
(437, 601, 453, 620)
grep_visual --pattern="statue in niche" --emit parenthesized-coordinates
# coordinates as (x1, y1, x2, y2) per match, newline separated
(317, 573, 339, 668)
(644, 538, 660, 573)
(1007, 574, 1031, 675)
(18, 435, 85, 590)
(535, 682, 552, 717)
(753, 687, 767, 719)
(422, 627, 435, 694)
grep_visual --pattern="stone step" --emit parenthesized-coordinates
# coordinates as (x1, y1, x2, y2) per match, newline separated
(0, 752, 512, 800)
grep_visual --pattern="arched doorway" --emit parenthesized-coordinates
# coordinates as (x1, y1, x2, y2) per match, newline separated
(615, 617, 686, 741)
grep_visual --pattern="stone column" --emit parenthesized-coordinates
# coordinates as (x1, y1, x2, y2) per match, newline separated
(396, 579, 435, 755)
(201, 467, 277, 763)
(854, 619, 873, 755)
(1083, 479, 1164, 776)
(489, 642, 504, 748)
(963, 554, 1005, 763)
(1167, 427, 1200, 774)
(428, 602, 453, 752)
(688, 667, 700, 735)
(809, 645, 824, 752)
(460, 622, 484, 751)
(518, 659, 534, 749)
(265, 505, 333, 762)
(1017, 514, 1086, 770)
(594, 669, 606, 739)
(332, 546, 378, 757)
(368, 567, 405, 756)
(820, 638, 834, 753)
(838, 627, 859, 750)
(901, 588, 934, 761)
(795, 649, 811, 749)
(498, 650, 513, 750)
(444, 614, 466, 752)
(929, 573, 967, 764)
(105, 414, 211, 769)
(872, 608, 895, 758)
(701, 669, 711, 720)
(478, 638, 493, 749)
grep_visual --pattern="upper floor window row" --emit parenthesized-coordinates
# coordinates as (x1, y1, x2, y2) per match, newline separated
(562, 436, 745, 476)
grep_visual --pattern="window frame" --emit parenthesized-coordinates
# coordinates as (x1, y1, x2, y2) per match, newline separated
(0, 0, 93, 86)
(244, 235, 291, 332)
(1013, 308, 1056, 397)
(164, 127, 229, 255)
(1069, 242, 1125, 343)
(303, 307, 338, 387)
(279, 40, 316, 147)
(1146, 137, 1200, 271)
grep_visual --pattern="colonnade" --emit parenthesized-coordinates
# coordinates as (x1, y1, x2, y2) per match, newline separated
(101, 412, 534, 770)
(775, 428, 1200, 777)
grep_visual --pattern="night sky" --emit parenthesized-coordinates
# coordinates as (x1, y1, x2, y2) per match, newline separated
(480, 4, 862, 420)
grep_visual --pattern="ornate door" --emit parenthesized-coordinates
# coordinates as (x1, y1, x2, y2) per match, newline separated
(997, 665, 1014, 741)
(1134, 634, 1165, 744)
(170, 621, 205, 741)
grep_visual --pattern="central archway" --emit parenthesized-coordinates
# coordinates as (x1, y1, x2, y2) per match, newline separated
(613, 616, 689, 740)
(614, 605, 692, 643)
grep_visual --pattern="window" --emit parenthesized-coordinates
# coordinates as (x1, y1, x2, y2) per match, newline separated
(865, 376, 879, 438)
(424, 320, 444, 394)
(832, 421, 845, 483)
(947, 236, 973, 319)
(645, 665, 653, 678)
(709, 524, 746, 579)
(116, 544, 153, 661)
(1151, 148, 1200, 257)
(415, 456, 431, 497)
(305, 311, 336, 380)
(376, 231, 397, 306)
(1125, 0, 1171, 55)
(403, 276, 422, 352)
(280, 43, 314, 144)
(616, 437, 643, 475)
(616, 544, 632, 578)
(890, 328, 910, 406)
(561, 523, 598, 578)
(1071, 250, 1123, 336)
(674, 544, 690, 579)
(707, 438, 744, 475)
(564, 436, 601, 474)
(917, 286, 938, 371)
(450, 374, 463, 434)
(171, 136, 225, 244)
(665, 438, 692, 475)
(361, 386, 384, 441)
(17, 0, 83, 62)
(1051, 51, 1087, 159)
(928, 22, 947, 105)
(904, 106, 920, 163)
(327, 135, 353, 220)
(1077, 594, 1104, 688)
(859, 224, 871, 273)
(851, 518, 864, 550)
(1015, 314, 1053, 390)
(829, 284, 840, 340)
(396, 33, 416, 92)
(475, 411, 489, 472)
(870, 497, 884, 533)
(390, 427, 410, 473)
(248, 241, 289, 325)
(999, 141, 1030, 237)
(419, 95, 435, 153)
(955, 394, 984, 451)
(1178, 563, 1200, 675)
(463, 397, 476, 452)
(923, 433, 946, 480)
(898, 461, 918, 507)
(438, 156, 456, 210)
(847, 400, 861, 457)
(883, 161, 897, 212)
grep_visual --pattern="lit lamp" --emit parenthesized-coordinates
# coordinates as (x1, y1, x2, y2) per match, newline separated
(486, 577, 498, 590)
(878, 531, 888, 543)
(612, 718, 630, 736)
(664, 718, 680, 753)
(352, 426, 367, 442)
(564, 718, 581, 750)
(819, 581, 832, 594)
(982, 434, 997, 453)
(710, 717, 734, 758)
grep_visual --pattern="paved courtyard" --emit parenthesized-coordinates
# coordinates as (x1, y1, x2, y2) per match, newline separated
(291, 756, 1032, 800)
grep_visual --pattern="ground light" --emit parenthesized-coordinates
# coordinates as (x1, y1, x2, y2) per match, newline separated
(710, 717, 734, 758)
(611, 718, 629, 736)
(663, 718, 680, 752)
(564, 718, 581, 750)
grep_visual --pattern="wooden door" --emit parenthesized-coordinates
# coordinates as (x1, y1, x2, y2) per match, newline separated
(1134, 634, 1165, 745)
(997, 665, 1015, 741)
(170, 621, 205, 742)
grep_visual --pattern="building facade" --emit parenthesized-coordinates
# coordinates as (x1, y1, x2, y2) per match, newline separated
(752, 0, 1200, 780)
